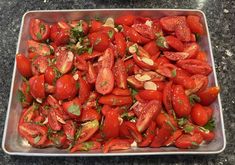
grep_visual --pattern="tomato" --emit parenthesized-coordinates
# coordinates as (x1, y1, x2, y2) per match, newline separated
(76, 120, 99, 144)
(29, 18, 50, 41)
(160, 16, 186, 32)
(127, 75, 144, 89)
(185, 74, 208, 95)
(114, 59, 128, 89)
(50, 21, 70, 46)
(48, 109, 62, 131)
(156, 63, 177, 78)
(101, 105, 112, 116)
(49, 132, 67, 148)
(163, 81, 173, 114)
(55, 74, 77, 100)
(55, 47, 74, 74)
(143, 41, 160, 57)
(163, 129, 183, 146)
(114, 32, 127, 57)
(123, 121, 142, 143)
(132, 23, 155, 40)
(28, 40, 52, 56)
(165, 35, 184, 52)
(95, 68, 114, 95)
(150, 125, 172, 147)
(69, 20, 89, 35)
(195, 128, 215, 142)
(16, 53, 32, 77)
(186, 15, 204, 35)
(138, 90, 162, 102)
(156, 112, 177, 130)
(18, 81, 33, 108)
(175, 133, 203, 149)
(102, 110, 120, 139)
(196, 51, 207, 62)
(31, 55, 49, 75)
(99, 94, 132, 106)
(70, 141, 101, 152)
(86, 61, 97, 84)
(88, 32, 110, 52)
(133, 54, 156, 70)
(74, 55, 88, 71)
(19, 104, 38, 124)
(172, 85, 191, 117)
(183, 42, 200, 59)
(177, 59, 212, 76)
(79, 51, 103, 60)
(90, 20, 103, 33)
(164, 51, 189, 61)
(77, 75, 90, 104)
(103, 138, 131, 153)
(204, 106, 213, 119)
(198, 86, 220, 106)
(62, 98, 82, 119)
(45, 66, 57, 85)
(112, 88, 130, 96)
(175, 22, 191, 42)
(115, 15, 135, 26)
(99, 48, 114, 69)
(63, 120, 76, 140)
(138, 121, 156, 147)
(97, 26, 116, 41)
(136, 100, 161, 133)
(79, 108, 101, 122)
(29, 75, 45, 99)
(154, 56, 170, 67)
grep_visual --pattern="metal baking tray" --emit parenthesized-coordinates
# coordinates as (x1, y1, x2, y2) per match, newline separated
(2, 9, 226, 156)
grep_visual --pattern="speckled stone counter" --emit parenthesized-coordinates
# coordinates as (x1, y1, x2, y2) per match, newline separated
(0, 0, 234, 164)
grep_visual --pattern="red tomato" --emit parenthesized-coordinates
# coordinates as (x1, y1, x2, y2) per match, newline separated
(175, 22, 191, 42)
(76, 120, 99, 144)
(89, 20, 103, 33)
(163, 81, 173, 114)
(70, 141, 101, 152)
(29, 75, 45, 99)
(102, 110, 120, 139)
(115, 15, 135, 26)
(163, 129, 183, 146)
(191, 104, 209, 126)
(55, 47, 74, 74)
(138, 90, 163, 102)
(99, 95, 132, 106)
(150, 125, 172, 147)
(132, 23, 155, 40)
(48, 109, 62, 131)
(55, 74, 77, 100)
(163, 51, 189, 61)
(114, 59, 128, 89)
(112, 88, 130, 96)
(95, 68, 114, 95)
(154, 56, 170, 67)
(185, 74, 208, 95)
(127, 75, 144, 89)
(74, 55, 88, 71)
(186, 15, 204, 35)
(19, 104, 38, 124)
(136, 100, 161, 133)
(175, 133, 203, 149)
(143, 41, 160, 57)
(50, 21, 70, 46)
(204, 106, 213, 119)
(62, 98, 82, 119)
(156, 63, 177, 78)
(45, 66, 57, 85)
(49, 132, 67, 148)
(16, 53, 32, 78)
(177, 59, 212, 76)
(99, 48, 114, 69)
(31, 55, 49, 75)
(195, 128, 215, 142)
(160, 16, 186, 32)
(79, 51, 103, 60)
(79, 108, 101, 122)
(124, 121, 142, 143)
(196, 51, 208, 62)
(138, 121, 156, 147)
(97, 26, 116, 41)
(183, 42, 200, 59)
(18, 81, 33, 108)
(86, 62, 97, 84)
(29, 18, 50, 41)
(114, 32, 127, 57)
(133, 54, 156, 70)
(172, 85, 191, 117)
(69, 20, 89, 35)
(88, 32, 110, 52)
(28, 40, 52, 56)
(63, 120, 76, 140)
(103, 138, 131, 153)
(198, 86, 220, 106)
(165, 35, 184, 52)
(77, 75, 90, 104)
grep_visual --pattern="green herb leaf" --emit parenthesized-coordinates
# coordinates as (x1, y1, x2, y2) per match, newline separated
(75, 128, 81, 140)
(195, 33, 201, 41)
(87, 47, 93, 55)
(131, 88, 138, 97)
(121, 112, 137, 121)
(171, 69, 177, 77)
(68, 104, 81, 116)
(189, 94, 201, 105)
(108, 30, 114, 39)
(203, 119, 215, 131)
(17, 90, 26, 103)
(166, 120, 176, 131)
(116, 25, 123, 31)
(177, 118, 188, 127)
(36, 32, 42, 40)
(94, 38, 101, 46)
(76, 82, 80, 90)
(34, 136, 41, 144)
(191, 141, 199, 147)
(156, 36, 168, 49)
(82, 141, 94, 151)
(183, 124, 194, 133)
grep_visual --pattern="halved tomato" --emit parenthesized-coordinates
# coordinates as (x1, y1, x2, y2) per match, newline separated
(29, 75, 45, 99)
(16, 53, 32, 78)
(29, 18, 50, 41)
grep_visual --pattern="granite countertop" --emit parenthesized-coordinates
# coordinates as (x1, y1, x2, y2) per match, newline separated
(0, 0, 234, 164)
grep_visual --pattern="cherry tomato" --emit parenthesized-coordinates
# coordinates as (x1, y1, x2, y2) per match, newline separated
(48, 108, 62, 131)
(198, 87, 220, 106)
(114, 59, 128, 89)
(163, 81, 173, 114)
(62, 98, 82, 119)
(45, 66, 57, 85)
(163, 51, 189, 61)
(63, 120, 76, 140)
(175, 133, 203, 149)
(99, 95, 132, 106)
(31, 55, 49, 75)
(160, 16, 186, 32)
(175, 22, 191, 42)
(18, 81, 33, 108)
(165, 35, 184, 52)
(19, 104, 38, 124)
(103, 138, 131, 153)
(88, 32, 110, 52)
(99, 48, 114, 69)
(70, 141, 101, 152)
(143, 41, 160, 57)
(77, 74, 90, 104)
(28, 40, 52, 56)
(16, 53, 32, 78)
(55, 74, 77, 100)
(163, 129, 183, 146)
(138, 90, 163, 102)
(29, 18, 50, 41)
(150, 125, 172, 147)
(86, 61, 97, 84)
(89, 20, 103, 33)
(79, 108, 101, 122)
(196, 51, 208, 62)
(138, 121, 156, 147)
(29, 75, 45, 99)
(115, 15, 135, 26)
(114, 32, 127, 57)
(183, 42, 200, 59)
(112, 88, 130, 96)
(50, 21, 70, 46)
(132, 23, 155, 40)
(186, 15, 204, 35)
(74, 55, 88, 71)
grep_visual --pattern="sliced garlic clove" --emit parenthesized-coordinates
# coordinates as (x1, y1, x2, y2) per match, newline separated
(56, 115, 66, 124)
(135, 74, 151, 82)
(141, 57, 154, 66)
(144, 81, 157, 90)
(103, 17, 115, 28)
(129, 44, 138, 54)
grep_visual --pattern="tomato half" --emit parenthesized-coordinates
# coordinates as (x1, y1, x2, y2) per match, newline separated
(197, 86, 220, 106)
(16, 53, 32, 78)
(29, 75, 45, 99)
(114, 59, 128, 89)
(29, 18, 50, 41)
(98, 95, 132, 106)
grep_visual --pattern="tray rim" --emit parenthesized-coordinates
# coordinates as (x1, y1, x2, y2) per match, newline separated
(2, 8, 226, 156)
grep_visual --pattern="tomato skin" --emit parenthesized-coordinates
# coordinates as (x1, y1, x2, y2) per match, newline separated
(132, 23, 155, 40)
(29, 18, 50, 41)
(186, 15, 204, 35)
(171, 69, 196, 89)
(133, 54, 156, 70)
(95, 68, 114, 95)
(100, 48, 115, 69)
(45, 66, 56, 85)
(177, 59, 212, 76)
(86, 62, 97, 84)
(63, 120, 76, 140)
(164, 51, 189, 61)
(138, 121, 156, 147)
(156, 112, 178, 130)
(204, 106, 213, 120)
(90, 20, 103, 33)
(127, 75, 144, 89)
(48, 109, 62, 131)
(124, 121, 142, 143)
(138, 90, 163, 102)
(172, 85, 191, 117)
(165, 36, 184, 52)
(112, 88, 130, 96)
(175, 23, 191, 42)
(185, 74, 208, 95)
(191, 104, 209, 126)
(114, 59, 128, 89)
(136, 100, 161, 133)
(50, 21, 70, 46)
(156, 63, 177, 78)
(175, 133, 203, 149)
(154, 56, 170, 67)
(98, 95, 132, 106)
(70, 141, 101, 152)
(74, 55, 88, 71)
(88, 32, 110, 52)
(150, 125, 172, 148)
(19, 81, 33, 108)
(114, 32, 127, 57)
(115, 15, 135, 26)
(143, 41, 160, 57)
(160, 16, 186, 32)
(16, 53, 32, 77)
(194, 128, 215, 142)
(19, 104, 38, 124)
(163, 81, 173, 114)
(183, 42, 200, 59)
(102, 110, 120, 139)
(163, 129, 183, 146)
(79, 108, 101, 122)
(77, 75, 90, 104)
(55, 74, 77, 100)
(31, 55, 49, 75)
(196, 51, 207, 62)
(29, 75, 45, 99)
(197, 87, 220, 106)
(103, 138, 131, 153)
(62, 98, 82, 119)
(28, 40, 52, 56)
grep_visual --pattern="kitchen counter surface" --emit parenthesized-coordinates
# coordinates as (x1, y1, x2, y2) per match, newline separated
(0, 0, 234, 164)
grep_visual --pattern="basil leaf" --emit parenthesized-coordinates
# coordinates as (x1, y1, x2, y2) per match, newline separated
(171, 69, 177, 77)
(17, 90, 25, 103)
(108, 30, 114, 39)
(203, 119, 215, 131)
(68, 104, 81, 116)
(189, 94, 201, 105)
(156, 36, 168, 48)
(34, 136, 41, 144)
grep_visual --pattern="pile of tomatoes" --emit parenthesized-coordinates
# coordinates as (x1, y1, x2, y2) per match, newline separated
(16, 14, 219, 153)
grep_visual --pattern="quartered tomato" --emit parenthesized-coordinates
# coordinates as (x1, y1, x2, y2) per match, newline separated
(99, 95, 132, 106)
(114, 59, 128, 89)
(31, 55, 49, 75)
(103, 138, 131, 153)
(143, 41, 160, 57)
(114, 32, 127, 57)
(29, 74, 45, 99)
(16, 53, 32, 78)
(186, 15, 204, 35)
(198, 86, 220, 106)
(79, 108, 101, 122)
(63, 120, 76, 140)
(115, 15, 135, 26)
(175, 133, 203, 149)
(50, 21, 70, 46)
(28, 40, 52, 56)
(18, 81, 33, 108)
(88, 32, 110, 52)
(29, 18, 50, 41)
(62, 98, 82, 119)
(165, 35, 184, 52)
(70, 141, 101, 152)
